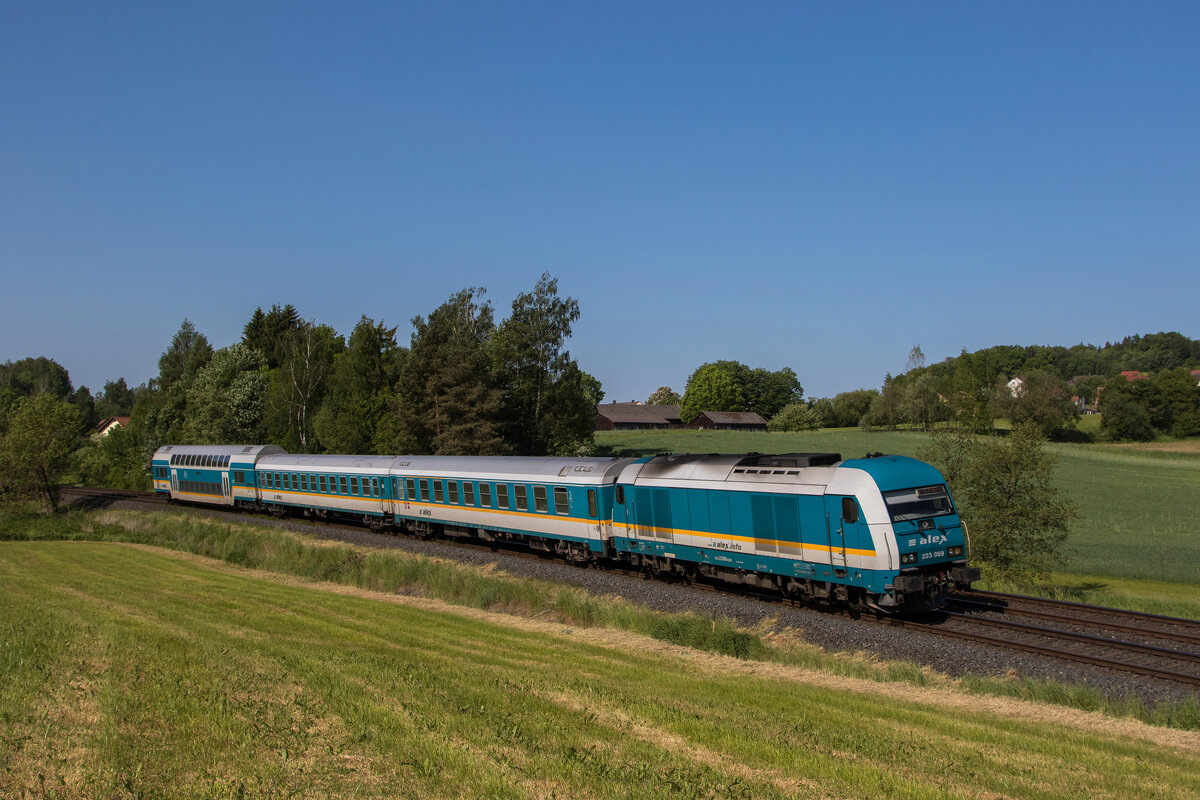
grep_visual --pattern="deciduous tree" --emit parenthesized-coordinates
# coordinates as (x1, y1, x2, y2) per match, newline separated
(681, 364, 744, 424)
(920, 424, 1075, 583)
(646, 386, 681, 406)
(0, 394, 84, 511)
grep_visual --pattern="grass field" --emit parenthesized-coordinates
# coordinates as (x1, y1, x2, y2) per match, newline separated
(3, 540, 1198, 799)
(596, 429, 1200, 588)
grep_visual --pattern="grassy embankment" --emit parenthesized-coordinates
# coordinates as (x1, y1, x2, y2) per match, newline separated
(3, 533, 1199, 799)
(595, 429, 1200, 616)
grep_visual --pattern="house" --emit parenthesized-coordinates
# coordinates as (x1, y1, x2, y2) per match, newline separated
(93, 416, 131, 439)
(594, 402, 684, 431)
(686, 411, 768, 431)
(1120, 370, 1150, 382)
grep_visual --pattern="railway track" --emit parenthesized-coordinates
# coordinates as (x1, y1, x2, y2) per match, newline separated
(60, 486, 1200, 688)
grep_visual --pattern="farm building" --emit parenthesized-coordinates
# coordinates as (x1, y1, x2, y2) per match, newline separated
(93, 416, 131, 439)
(594, 402, 684, 431)
(686, 411, 768, 431)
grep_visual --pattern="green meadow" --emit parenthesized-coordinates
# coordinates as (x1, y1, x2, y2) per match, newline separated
(596, 429, 1200, 594)
(3, 539, 1198, 799)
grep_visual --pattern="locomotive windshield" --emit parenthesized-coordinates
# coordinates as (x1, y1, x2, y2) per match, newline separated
(882, 485, 954, 522)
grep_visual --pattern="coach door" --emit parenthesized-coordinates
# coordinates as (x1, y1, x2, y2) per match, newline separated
(170, 470, 179, 494)
(222, 473, 231, 504)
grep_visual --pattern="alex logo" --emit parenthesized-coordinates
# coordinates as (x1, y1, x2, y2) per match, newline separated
(908, 534, 948, 547)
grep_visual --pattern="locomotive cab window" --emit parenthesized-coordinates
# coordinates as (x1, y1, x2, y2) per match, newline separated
(883, 486, 953, 522)
(553, 487, 568, 515)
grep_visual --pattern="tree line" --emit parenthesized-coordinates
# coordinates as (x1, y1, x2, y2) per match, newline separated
(829, 335, 1199, 441)
(0, 274, 599, 505)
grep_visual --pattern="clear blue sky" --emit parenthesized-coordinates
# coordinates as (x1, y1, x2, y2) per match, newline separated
(2, 2, 1197, 403)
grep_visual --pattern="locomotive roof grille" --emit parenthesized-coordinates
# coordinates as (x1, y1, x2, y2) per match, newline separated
(735, 453, 841, 468)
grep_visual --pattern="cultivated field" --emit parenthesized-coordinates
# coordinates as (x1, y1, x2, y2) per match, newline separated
(3, 540, 1198, 799)
(596, 429, 1200, 605)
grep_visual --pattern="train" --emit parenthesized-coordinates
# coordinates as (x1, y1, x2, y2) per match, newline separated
(151, 444, 979, 612)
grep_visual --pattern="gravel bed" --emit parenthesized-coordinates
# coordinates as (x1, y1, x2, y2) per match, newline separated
(93, 496, 1200, 709)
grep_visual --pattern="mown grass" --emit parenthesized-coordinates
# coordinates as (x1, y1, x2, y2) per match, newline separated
(2, 511, 1199, 735)
(597, 429, 1200, 586)
(2, 540, 1199, 799)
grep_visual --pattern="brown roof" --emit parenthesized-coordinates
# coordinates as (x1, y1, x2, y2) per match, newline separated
(693, 411, 768, 425)
(595, 402, 682, 424)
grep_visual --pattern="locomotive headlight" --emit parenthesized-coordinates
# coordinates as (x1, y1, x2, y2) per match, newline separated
(948, 546, 963, 557)
(900, 553, 917, 565)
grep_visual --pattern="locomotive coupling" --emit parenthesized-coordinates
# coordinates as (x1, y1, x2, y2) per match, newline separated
(892, 575, 925, 593)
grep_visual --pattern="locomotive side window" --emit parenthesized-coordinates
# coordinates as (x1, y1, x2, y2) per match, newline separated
(842, 497, 859, 524)
(533, 486, 547, 512)
(496, 484, 509, 509)
(464, 482, 475, 505)
(554, 487, 569, 515)
(480, 483, 492, 507)
(615, 486, 625, 504)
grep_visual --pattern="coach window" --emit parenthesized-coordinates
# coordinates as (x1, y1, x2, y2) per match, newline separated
(371, 478, 379, 497)
(328, 476, 338, 494)
(338, 476, 348, 494)
(496, 484, 508, 509)
(405, 478, 416, 500)
(448, 481, 459, 504)
(432, 480, 443, 503)
(464, 482, 475, 506)
(587, 489, 597, 518)
(417, 479, 427, 501)
(480, 483, 492, 507)
(515, 485, 528, 511)
(555, 487, 569, 515)
(350, 477, 359, 495)
(533, 486, 548, 513)
(317, 475, 326, 492)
